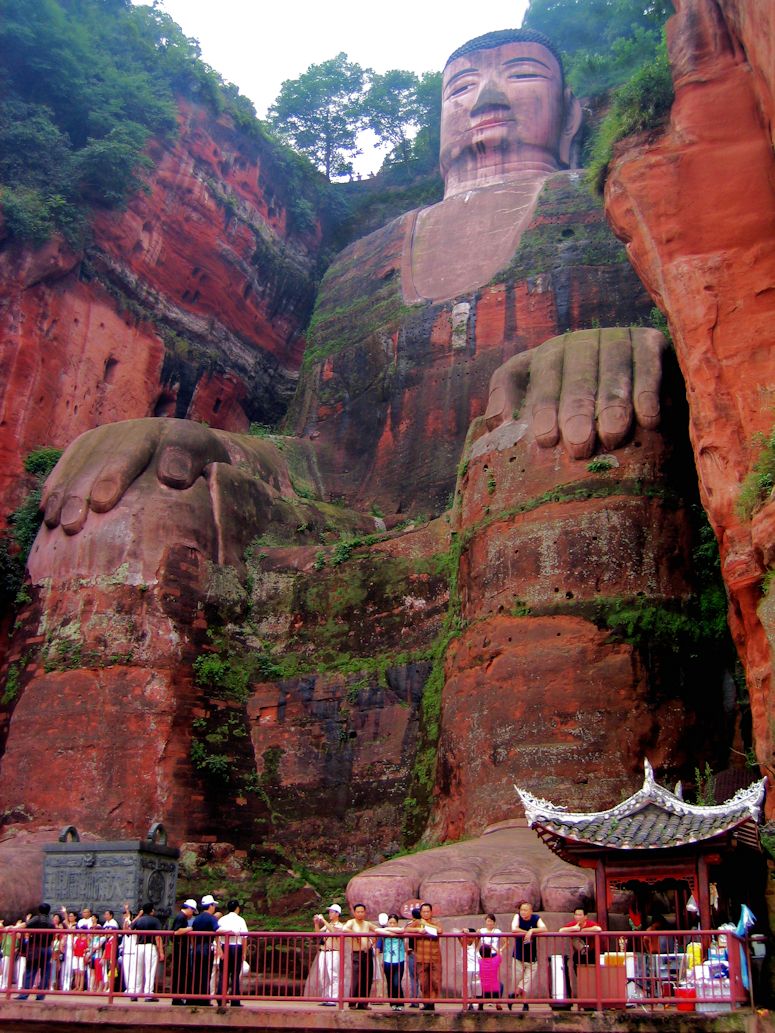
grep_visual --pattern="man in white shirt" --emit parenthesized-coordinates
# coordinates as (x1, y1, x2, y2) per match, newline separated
(217, 899, 248, 1006)
(313, 905, 346, 1006)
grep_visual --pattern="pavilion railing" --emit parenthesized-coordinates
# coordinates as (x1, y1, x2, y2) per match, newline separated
(0, 927, 753, 1012)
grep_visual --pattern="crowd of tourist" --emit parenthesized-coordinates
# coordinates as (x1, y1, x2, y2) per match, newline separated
(0, 897, 602, 1009)
(0, 896, 247, 1003)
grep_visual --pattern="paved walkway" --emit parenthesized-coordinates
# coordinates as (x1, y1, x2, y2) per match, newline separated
(0, 998, 758, 1033)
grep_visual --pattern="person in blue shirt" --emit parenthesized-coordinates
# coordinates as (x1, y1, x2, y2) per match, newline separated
(379, 915, 406, 1011)
(190, 895, 220, 1002)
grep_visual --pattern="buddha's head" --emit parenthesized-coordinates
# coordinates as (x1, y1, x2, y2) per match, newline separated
(440, 28, 583, 196)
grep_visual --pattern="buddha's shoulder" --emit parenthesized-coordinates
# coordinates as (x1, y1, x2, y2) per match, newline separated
(327, 208, 416, 279)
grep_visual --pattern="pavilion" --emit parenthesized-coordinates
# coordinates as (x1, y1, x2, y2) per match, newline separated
(516, 760, 767, 929)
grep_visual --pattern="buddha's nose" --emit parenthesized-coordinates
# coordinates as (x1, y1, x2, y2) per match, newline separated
(471, 81, 511, 116)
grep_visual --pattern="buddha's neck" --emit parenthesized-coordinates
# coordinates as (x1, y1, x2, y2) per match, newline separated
(443, 149, 559, 198)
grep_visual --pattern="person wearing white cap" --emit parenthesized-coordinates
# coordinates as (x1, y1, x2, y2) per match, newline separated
(313, 905, 346, 1006)
(190, 895, 219, 1002)
(170, 899, 197, 1006)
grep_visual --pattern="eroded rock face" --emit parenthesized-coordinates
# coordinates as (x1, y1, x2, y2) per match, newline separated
(0, 542, 211, 842)
(435, 615, 666, 838)
(1, 497, 451, 860)
(0, 19, 745, 906)
(245, 664, 430, 865)
(0, 98, 319, 520)
(604, 0, 775, 804)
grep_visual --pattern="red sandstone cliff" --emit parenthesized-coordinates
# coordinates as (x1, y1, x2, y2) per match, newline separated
(0, 99, 321, 521)
(0, 7, 764, 901)
(604, 0, 775, 803)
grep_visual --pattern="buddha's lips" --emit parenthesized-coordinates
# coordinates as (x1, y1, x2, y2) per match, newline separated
(472, 116, 515, 130)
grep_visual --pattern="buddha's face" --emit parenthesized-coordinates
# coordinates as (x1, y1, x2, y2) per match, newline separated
(440, 41, 567, 181)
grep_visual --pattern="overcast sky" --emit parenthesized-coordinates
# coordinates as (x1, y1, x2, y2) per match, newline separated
(147, 1, 530, 174)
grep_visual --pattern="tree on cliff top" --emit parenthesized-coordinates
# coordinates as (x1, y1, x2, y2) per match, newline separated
(0, 0, 326, 245)
(363, 69, 421, 164)
(0, 0, 192, 243)
(268, 53, 367, 180)
(522, 0, 671, 96)
(522, 0, 670, 54)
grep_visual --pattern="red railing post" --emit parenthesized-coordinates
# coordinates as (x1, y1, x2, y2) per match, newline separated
(106, 929, 116, 1004)
(219, 932, 229, 1008)
(594, 932, 603, 1012)
(337, 931, 344, 1010)
(4, 929, 16, 1000)
(461, 932, 467, 1013)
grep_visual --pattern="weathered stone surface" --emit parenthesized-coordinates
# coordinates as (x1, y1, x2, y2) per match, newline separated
(432, 615, 670, 838)
(0, 662, 193, 833)
(0, 261, 167, 520)
(457, 421, 693, 620)
(2, 499, 450, 874)
(604, 0, 775, 806)
(0, 531, 216, 887)
(245, 663, 430, 864)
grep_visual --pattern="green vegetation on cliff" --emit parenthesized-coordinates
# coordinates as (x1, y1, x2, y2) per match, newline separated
(493, 174, 628, 283)
(1, 0, 178, 243)
(736, 426, 775, 521)
(0, 0, 329, 246)
(523, 0, 671, 99)
(522, 0, 674, 192)
(0, 447, 62, 610)
(587, 40, 674, 192)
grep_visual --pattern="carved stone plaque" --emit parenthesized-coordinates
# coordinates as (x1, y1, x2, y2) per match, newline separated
(42, 826, 179, 920)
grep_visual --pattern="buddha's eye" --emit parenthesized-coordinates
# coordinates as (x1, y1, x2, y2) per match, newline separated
(447, 78, 477, 99)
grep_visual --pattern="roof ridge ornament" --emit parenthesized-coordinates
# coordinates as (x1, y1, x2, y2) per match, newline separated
(643, 757, 655, 786)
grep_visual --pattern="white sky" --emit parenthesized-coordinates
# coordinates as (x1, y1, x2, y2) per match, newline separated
(146, 0, 530, 175)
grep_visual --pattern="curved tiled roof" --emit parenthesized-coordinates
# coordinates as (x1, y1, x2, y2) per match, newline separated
(516, 760, 766, 854)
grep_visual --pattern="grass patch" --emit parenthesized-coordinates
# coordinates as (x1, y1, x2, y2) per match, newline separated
(587, 39, 674, 193)
(736, 427, 775, 521)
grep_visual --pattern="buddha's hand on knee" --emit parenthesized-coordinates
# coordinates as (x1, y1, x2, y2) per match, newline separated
(484, 327, 665, 460)
(41, 418, 232, 535)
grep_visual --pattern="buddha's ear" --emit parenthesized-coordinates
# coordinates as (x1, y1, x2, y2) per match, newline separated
(559, 89, 583, 168)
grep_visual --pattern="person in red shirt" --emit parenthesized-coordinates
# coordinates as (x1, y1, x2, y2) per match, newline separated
(559, 907, 602, 970)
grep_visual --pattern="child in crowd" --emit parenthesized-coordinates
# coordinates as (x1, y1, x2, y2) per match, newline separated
(478, 944, 502, 1010)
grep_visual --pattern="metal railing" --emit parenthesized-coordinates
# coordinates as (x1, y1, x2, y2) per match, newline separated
(0, 927, 752, 1012)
